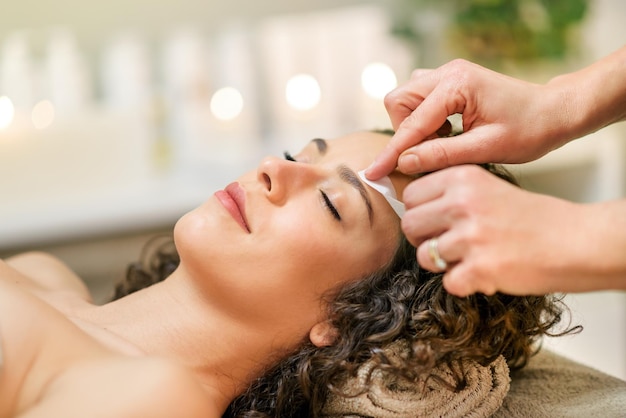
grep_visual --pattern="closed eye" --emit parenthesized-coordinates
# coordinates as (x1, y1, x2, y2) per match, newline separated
(284, 150, 341, 222)
(320, 190, 341, 221)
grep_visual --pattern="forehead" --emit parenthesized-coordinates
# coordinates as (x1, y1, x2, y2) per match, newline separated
(318, 131, 390, 167)
(300, 131, 413, 203)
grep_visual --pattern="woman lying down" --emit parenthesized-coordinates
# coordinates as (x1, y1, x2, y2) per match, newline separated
(0, 130, 576, 418)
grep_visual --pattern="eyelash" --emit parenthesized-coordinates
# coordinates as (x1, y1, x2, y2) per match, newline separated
(321, 191, 341, 221)
(283, 150, 341, 222)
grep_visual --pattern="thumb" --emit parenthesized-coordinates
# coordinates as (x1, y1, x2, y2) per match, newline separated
(397, 129, 494, 174)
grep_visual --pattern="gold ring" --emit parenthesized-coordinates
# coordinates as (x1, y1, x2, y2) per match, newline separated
(428, 237, 448, 270)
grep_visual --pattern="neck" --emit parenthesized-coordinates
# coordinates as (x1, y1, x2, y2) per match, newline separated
(75, 267, 280, 413)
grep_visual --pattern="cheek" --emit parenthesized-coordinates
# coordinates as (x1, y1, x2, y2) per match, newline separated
(247, 215, 360, 308)
(272, 221, 396, 298)
(269, 217, 342, 286)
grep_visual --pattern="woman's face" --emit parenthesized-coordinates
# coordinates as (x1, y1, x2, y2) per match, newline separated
(174, 131, 411, 344)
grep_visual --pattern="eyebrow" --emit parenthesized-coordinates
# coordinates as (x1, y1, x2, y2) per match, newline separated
(338, 164, 373, 225)
(310, 137, 373, 225)
(312, 138, 328, 155)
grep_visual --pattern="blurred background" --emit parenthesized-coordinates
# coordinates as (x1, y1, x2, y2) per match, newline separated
(0, 0, 624, 380)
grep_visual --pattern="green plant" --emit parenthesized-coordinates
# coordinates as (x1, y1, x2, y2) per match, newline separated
(391, 0, 588, 67)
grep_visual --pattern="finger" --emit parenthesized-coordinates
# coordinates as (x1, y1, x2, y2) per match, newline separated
(367, 91, 458, 179)
(401, 169, 453, 208)
(441, 269, 474, 297)
(386, 69, 434, 129)
(384, 87, 422, 132)
(442, 265, 497, 297)
(366, 119, 453, 180)
(416, 234, 456, 273)
(397, 126, 497, 174)
(401, 200, 450, 248)
(366, 73, 442, 180)
(408, 68, 434, 81)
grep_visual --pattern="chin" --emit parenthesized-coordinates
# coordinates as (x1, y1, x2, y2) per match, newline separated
(174, 211, 211, 254)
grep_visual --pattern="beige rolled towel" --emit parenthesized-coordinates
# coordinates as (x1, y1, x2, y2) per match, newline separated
(323, 342, 510, 418)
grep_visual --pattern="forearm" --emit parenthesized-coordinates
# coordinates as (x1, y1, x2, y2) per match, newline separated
(562, 198, 626, 293)
(546, 46, 626, 146)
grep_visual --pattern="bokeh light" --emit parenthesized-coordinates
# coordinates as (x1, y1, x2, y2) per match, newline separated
(0, 96, 16, 130)
(210, 87, 244, 121)
(361, 62, 397, 99)
(31, 100, 55, 130)
(285, 74, 321, 111)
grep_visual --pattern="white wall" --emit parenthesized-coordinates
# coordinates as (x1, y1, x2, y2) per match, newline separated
(0, 0, 378, 48)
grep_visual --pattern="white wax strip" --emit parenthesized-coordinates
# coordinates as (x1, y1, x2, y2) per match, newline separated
(358, 170, 405, 218)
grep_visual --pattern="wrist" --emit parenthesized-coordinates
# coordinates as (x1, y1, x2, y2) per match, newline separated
(541, 74, 588, 148)
(545, 47, 626, 144)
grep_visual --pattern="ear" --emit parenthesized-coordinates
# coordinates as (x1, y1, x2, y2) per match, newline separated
(309, 320, 339, 347)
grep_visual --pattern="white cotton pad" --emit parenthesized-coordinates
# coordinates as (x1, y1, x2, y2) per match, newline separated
(358, 170, 405, 218)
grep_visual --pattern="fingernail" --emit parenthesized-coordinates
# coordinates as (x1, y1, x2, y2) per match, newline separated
(398, 154, 420, 173)
(365, 162, 378, 177)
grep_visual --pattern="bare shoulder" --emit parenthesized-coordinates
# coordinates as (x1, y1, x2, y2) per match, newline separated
(22, 356, 218, 418)
(2, 252, 91, 301)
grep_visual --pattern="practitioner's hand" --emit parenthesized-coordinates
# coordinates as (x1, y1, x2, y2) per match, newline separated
(402, 165, 591, 297)
(366, 59, 569, 180)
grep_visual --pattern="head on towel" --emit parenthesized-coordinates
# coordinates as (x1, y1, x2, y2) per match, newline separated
(113, 129, 576, 418)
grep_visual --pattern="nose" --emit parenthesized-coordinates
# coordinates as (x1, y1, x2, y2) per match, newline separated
(256, 156, 322, 204)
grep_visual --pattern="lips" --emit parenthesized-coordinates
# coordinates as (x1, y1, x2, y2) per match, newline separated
(214, 182, 251, 233)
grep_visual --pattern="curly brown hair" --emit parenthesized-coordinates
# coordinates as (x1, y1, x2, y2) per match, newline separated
(112, 163, 579, 418)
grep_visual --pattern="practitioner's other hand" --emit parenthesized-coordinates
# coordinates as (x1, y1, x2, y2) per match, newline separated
(401, 165, 591, 297)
